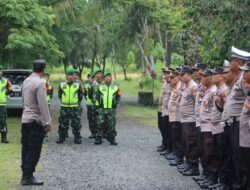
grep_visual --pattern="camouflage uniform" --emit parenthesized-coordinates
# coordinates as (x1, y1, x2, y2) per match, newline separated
(0, 106, 7, 133)
(84, 83, 94, 134)
(96, 82, 121, 139)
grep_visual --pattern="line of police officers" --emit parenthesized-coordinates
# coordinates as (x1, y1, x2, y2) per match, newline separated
(157, 46, 250, 190)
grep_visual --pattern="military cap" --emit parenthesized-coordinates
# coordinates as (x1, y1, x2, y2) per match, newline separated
(211, 66, 224, 74)
(192, 63, 207, 71)
(179, 66, 193, 75)
(231, 46, 250, 61)
(104, 72, 111, 77)
(93, 68, 103, 77)
(201, 69, 213, 77)
(66, 68, 75, 75)
(239, 62, 250, 72)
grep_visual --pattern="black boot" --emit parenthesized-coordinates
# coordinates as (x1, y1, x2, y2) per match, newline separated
(193, 170, 209, 182)
(165, 152, 176, 160)
(94, 136, 102, 145)
(108, 137, 118, 145)
(182, 163, 200, 176)
(74, 136, 81, 144)
(169, 157, 183, 166)
(21, 176, 44, 186)
(199, 172, 218, 189)
(89, 133, 96, 139)
(56, 135, 65, 144)
(1, 132, 9, 143)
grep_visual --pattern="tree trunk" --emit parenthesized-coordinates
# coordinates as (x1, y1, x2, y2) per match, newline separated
(165, 32, 172, 67)
(122, 64, 127, 80)
(111, 47, 117, 80)
(102, 55, 106, 72)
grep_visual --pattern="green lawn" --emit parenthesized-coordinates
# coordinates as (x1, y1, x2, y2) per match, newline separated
(120, 104, 158, 127)
(0, 116, 21, 190)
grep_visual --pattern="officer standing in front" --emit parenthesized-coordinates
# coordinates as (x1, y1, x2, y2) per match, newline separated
(95, 72, 121, 145)
(21, 60, 51, 185)
(56, 68, 83, 144)
(0, 65, 12, 143)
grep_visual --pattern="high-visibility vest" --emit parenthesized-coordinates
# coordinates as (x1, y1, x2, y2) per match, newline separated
(99, 83, 119, 109)
(0, 78, 7, 106)
(84, 83, 93, 106)
(60, 82, 80, 107)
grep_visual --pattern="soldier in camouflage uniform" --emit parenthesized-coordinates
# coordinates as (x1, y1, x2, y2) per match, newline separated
(84, 73, 95, 138)
(95, 72, 121, 145)
(0, 65, 12, 143)
(56, 68, 83, 144)
(88, 69, 103, 140)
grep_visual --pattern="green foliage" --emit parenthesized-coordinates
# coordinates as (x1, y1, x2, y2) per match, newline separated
(0, 0, 63, 68)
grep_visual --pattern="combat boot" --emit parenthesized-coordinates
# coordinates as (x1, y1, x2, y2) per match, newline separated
(94, 136, 102, 145)
(193, 170, 209, 182)
(108, 137, 118, 145)
(89, 134, 96, 139)
(199, 172, 218, 189)
(169, 157, 183, 166)
(56, 135, 65, 144)
(74, 136, 82, 144)
(1, 132, 9, 143)
(182, 163, 200, 176)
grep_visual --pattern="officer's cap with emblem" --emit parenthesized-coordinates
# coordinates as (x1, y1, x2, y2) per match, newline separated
(239, 62, 250, 72)
(66, 68, 75, 75)
(192, 63, 207, 71)
(211, 66, 224, 74)
(93, 68, 103, 77)
(201, 69, 213, 77)
(104, 72, 111, 77)
(32, 59, 47, 71)
(162, 67, 175, 74)
(230, 46, 250, 62)
(179, 66, 193, 75)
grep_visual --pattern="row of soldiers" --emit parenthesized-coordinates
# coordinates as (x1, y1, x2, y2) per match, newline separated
(157, 46, 250, 190)
(55, 68, 121, 145)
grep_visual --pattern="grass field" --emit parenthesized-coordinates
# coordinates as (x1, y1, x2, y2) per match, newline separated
(0, 116, 21, 190)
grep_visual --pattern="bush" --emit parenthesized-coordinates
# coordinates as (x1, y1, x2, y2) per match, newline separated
(127, 63, 137, 72)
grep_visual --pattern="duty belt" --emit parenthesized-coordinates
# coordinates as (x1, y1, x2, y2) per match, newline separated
(223, 116, 240, 127)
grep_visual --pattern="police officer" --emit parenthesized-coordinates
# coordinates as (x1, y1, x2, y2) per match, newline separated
(221, 47, 250, 189)
(21, 59, 51, 185)
(178, 66, 199, 176)
(198, 69, 218, 188)
(160, 68, 175, 159)
(84, 73, 95, 138)
(0, 65, 12, 143)
(239, 62, 250, 189)
(156, 69, 166, 152)
(57, 68, 83, 144)
(208, 66, 230, 190)
(168, 70, 184, 166)
(95, 72, 121, 145)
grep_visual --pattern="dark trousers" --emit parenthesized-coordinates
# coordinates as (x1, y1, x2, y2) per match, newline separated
(240, 147, 250, 189)
(21, 122, 45, 178)
(201, 132, 218, 173)
(198, 128, 208, 174)
(162, 116, 172, 151)
(182, 122, 199, 164)
(157, 112, 164, 146)
(222, 122, 243, 188)
(170, 122, 183, 159)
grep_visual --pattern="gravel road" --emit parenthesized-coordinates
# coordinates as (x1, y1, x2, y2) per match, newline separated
(17, 97, 199, 190)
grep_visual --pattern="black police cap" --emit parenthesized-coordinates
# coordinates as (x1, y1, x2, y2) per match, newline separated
(211, 66, 224, 74)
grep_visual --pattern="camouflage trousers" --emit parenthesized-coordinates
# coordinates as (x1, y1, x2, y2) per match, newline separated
(97, 109, 117, 138)
(58, 107, 81, 137)
(0, 106, 7, 133)
(91, 106, 99, 135)
(87, 106, 95, 134)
